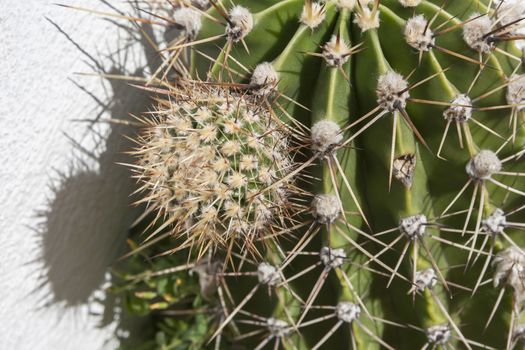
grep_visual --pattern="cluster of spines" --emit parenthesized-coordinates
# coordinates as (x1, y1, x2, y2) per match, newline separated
(108, 0, 525, 349)
(128, 80, 303, 260)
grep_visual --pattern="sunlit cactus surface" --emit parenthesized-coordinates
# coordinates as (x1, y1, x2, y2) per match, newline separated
(101, 0, 525, 348)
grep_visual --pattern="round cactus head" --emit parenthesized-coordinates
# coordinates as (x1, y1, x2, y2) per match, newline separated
(129, 81, 302, 257)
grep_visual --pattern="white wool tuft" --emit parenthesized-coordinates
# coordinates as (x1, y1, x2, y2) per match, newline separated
(320, 247, 347, 268)
(481, 209, 507, 236)
(463, 13, 494, 53)
(335, 302, 361, 323)
(250, 62, 279, 95)
(300, 2, 326, 29)
(311, 120, 343, 154)
(399, 214, 427, 240)
(404, 15, 435, 51)
(322, 35, 351, 67)
(399, 0, 422, 7)
(172, 8, 202, 39)
(443, 94, 473, 122)
(266, 318, 289, 337)
(354, 6, 380, 32)
(493, 247, 525, 298)
(506, 74, 525, 111)
(376, 71, 410, 112)
(495, 1, 525, 33)
(257, 262, 281, 286)
(514, 324, 525, 343)
(426, 325, 451, 345)
(311, 194, 341, 224)
(334, 0, 356, 10)
(414, 268, 437, 292)
(226, 6, 253, 42)
(466, 150, 501, 180)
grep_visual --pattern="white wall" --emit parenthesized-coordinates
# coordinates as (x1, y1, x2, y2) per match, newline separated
(0, 1, 158, 348)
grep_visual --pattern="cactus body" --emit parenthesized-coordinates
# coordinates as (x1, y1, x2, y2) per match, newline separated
(111, 0, 525, 349)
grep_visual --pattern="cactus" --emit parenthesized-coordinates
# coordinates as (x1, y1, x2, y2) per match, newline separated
(104, 0, 525, 348)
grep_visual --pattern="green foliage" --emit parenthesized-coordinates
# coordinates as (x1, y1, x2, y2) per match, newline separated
(111, 232, 215, 350)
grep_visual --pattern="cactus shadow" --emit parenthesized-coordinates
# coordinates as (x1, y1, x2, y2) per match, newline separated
(29, 2, 165, 346)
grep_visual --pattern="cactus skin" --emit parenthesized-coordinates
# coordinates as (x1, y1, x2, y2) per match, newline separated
(111, 0, 525, 349)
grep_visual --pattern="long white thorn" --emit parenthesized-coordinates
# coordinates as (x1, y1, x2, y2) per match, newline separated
(283, 336, 298, 350)
(254, 335, 274, 350)
(490, 178, 525, 197)
(437, 120, 452, 160)
(342, 219, 391, 249)
(297, 268, 330, 325)
(420, 239, 450, 293)
(456, 121, 464, 149)
(341, 111, 388, 148)
(485, 289, 506, 331)
(468, 185, 486, 265)
(506, 302, 516, 350)
(214, 330, 222, 350)
(429, 235, 489, 256)
(468, 55, 491, 94)
(473, 233, 490, 266)
(412, 240, 418, 294)
(343, 105, 382, 132)
(470, 117, 504, 139)
(279, 261, 322, 286)
(501, 148, 525, 163)
(431, 290, 472, 350)
(327, 160, 351, 221)
(363, 235, 404, 267)
(497, 171, 525, 177)
(281, 224, 319, 269)
(339, 270, 373, 320)
(332, 156, 370, 229)
(311, 321, 343, 350)
(462, 183, 479, 238)
(209, 283, 260, 341)
(273, 337, 280, 350)
(473, 241, 494, 295)
(373, 227, 399, 236)
(168, 34, 224, 50)
(336, 226, 410, 282)
(389, 113, 398, 191)
(234, 328, 265, 341)
(297, 314, 337, 329)
(441, 180, 472, 216)
(357, 320, 395, 350)
(501, 231, 524, 252)
(350, 325, 358, 349)
(387, 241, 410, 288)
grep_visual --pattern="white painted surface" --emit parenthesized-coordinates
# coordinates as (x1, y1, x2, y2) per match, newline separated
(0, 1, 155, 348)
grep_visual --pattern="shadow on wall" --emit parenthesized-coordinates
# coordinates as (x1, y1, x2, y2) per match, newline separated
(35, 65, 145, 307)
(30, 1, 167, 340)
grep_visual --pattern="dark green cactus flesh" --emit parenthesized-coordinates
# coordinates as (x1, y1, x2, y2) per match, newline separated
(111, 0, 525, 349)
